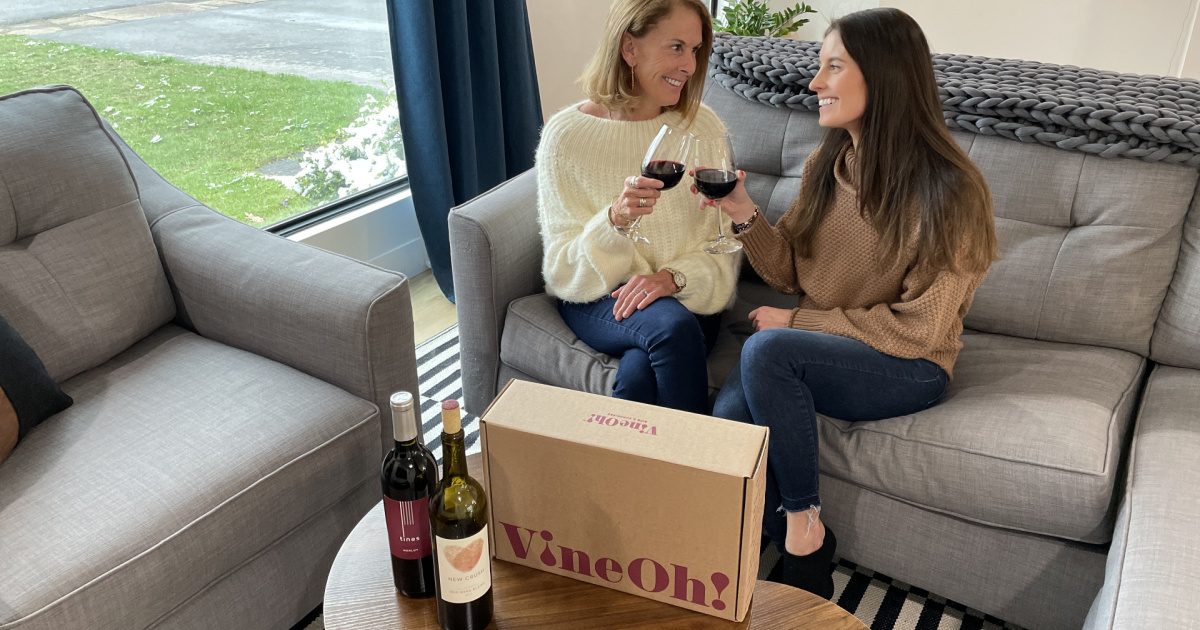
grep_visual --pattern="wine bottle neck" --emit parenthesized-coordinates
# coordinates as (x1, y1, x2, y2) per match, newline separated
(442, 430, 469, 478)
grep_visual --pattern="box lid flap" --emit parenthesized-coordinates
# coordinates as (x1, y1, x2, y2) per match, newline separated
(481, 380, 767, 478)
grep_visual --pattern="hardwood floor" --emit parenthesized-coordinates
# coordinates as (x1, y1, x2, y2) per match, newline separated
(408, 270, 457, 345)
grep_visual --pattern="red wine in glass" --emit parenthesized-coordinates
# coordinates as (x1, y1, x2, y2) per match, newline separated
(691, 133, 742, 254)
(643, 160, 687, 190)
(616, 124, 695, 243)
(693, 168, 738, 199)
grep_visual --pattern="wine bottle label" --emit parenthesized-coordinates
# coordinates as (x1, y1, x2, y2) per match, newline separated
(435, 526, 491, 603)
(384, 496, 432, 560)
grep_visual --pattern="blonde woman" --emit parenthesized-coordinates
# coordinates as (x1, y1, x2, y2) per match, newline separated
(536, 0, 739, 413)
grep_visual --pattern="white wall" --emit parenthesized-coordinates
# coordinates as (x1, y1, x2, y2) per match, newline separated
(708, 0, 1200, 78)
(883, 0, 1200, 78)
(527, 0, 612, 120)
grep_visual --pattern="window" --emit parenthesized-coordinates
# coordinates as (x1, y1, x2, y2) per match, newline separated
(0, 0, 406, 229)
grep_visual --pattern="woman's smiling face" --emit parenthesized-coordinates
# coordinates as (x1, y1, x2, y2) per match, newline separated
(810, 29, 868, 141)
(622, 5, 704, 110)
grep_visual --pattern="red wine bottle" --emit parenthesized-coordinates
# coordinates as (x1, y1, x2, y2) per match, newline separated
(381, 391, 438, 598)
(430, 400, 493, 630)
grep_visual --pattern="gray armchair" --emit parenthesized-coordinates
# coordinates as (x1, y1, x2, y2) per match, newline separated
(0, 86, 418, 630)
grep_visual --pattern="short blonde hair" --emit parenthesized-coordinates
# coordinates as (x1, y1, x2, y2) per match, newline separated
(580, 0, 713, 125)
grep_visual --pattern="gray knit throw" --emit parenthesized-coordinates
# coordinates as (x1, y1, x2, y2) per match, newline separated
(710, 33, 1200, 167)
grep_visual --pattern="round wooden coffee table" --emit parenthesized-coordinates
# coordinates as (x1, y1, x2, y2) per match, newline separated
(324, 454, 866, 630)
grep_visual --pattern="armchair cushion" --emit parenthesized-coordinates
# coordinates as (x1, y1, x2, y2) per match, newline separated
(148, 206, 416, 456)
(0, 325, 379, 630)
(0, 87, 176, 382)
(0, 313, 73, 464)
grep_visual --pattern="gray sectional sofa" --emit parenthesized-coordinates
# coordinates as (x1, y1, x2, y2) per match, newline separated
(450, 79, 1200, 628)
(0, 86, 418, 630)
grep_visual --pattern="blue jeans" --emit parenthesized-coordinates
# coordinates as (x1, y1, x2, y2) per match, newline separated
(558, 296, 721, 414)
(713, 328, 948, 548)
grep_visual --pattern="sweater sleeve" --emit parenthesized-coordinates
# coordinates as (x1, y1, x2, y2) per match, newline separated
(537, 134, 636, 304)
(734, 150, 823, 295)
(736, 203, 802, 294)
(788, 263, 985, 359)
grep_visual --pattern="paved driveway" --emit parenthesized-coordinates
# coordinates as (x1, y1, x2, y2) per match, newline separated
(1, 0, 394, 88)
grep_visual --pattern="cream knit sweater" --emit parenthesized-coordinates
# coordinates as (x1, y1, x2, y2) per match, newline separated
(536, 102, 740, 315)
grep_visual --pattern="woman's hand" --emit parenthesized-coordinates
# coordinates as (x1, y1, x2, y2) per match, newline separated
(692, 169, 755, 223)
(609, 175, 664, 227)
(749, 306, 791, 331)
(611, 271, 677, 321)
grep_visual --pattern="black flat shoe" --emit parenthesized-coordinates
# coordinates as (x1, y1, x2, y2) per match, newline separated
(765, 526, 837, 600)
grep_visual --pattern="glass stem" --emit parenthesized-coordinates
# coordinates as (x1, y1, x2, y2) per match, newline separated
(715, 199, 726, 240)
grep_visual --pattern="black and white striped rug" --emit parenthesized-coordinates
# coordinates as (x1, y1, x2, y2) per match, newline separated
(301, 326, 1022, 630)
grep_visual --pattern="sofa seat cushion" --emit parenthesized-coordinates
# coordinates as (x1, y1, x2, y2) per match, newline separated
(818, 331, 1144, 544)
(500, 284, 799, 396)
(0, 325, 379, 630)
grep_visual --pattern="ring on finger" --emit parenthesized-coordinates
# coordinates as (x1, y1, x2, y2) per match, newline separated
(638, 197, 647, 208)
(640, 289, 650, 296)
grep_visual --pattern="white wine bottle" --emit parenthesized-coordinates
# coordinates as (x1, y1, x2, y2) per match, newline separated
(381, 391, 438, 597)
(429, 400, 492, 630)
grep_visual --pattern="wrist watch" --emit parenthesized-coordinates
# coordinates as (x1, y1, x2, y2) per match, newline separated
(663, 268, 686, 293)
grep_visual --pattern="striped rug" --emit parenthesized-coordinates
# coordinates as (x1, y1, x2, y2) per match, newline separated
(301, 326, 1023, 630)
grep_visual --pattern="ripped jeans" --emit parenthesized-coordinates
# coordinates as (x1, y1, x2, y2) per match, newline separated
(712, 328, 949, 549)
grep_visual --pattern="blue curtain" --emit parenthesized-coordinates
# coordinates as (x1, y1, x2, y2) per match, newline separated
(386, 0, 543, 302)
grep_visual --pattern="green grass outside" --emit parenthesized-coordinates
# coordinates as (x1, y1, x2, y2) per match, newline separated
(0, 35, 389, 226)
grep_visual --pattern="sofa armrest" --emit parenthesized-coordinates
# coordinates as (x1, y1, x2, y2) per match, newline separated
(112, 125, 417, 456)
(449, 169, 544, 413)
(1085, 365, 1200, 630)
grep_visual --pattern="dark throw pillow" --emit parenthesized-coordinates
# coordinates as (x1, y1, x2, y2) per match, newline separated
(1, 313, 73, 465)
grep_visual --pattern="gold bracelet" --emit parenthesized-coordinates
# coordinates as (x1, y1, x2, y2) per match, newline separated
(609, 195, 631, 228)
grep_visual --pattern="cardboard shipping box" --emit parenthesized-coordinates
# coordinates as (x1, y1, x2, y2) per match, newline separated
(479, 380, 768, 621)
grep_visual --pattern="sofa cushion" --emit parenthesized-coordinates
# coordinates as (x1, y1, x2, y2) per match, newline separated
(500, 283, 800, 397)
(0, 314, 73, 465)
(501, 294, 619, 395)
(0, 87, 175, 382)
(0, 325, 379, 630)
(818, 330, 1144, 543)
(1151, 188, 1200, 369)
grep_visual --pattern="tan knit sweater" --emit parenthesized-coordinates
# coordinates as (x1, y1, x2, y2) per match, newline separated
(737, 144, 988, 378)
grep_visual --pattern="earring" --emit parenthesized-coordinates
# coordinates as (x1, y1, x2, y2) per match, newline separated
(630, 67, 637, 92)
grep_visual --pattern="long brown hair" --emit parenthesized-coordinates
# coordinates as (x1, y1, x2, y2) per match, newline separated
(579, 0, 713, 125)
(785, 8, 997, 274)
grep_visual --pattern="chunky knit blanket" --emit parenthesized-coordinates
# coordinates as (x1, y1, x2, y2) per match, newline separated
(710, 33, 1200, 167)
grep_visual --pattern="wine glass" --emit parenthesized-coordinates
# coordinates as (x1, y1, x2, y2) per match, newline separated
(692, 133, 742, 254)
(615, 124, 694, 243)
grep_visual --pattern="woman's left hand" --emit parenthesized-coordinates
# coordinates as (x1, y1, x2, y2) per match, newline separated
(749, 306, 791, 331)
(611, 271, 677, 321)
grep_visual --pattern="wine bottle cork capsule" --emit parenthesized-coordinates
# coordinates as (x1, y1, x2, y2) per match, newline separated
(441, 399, 461, 433)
